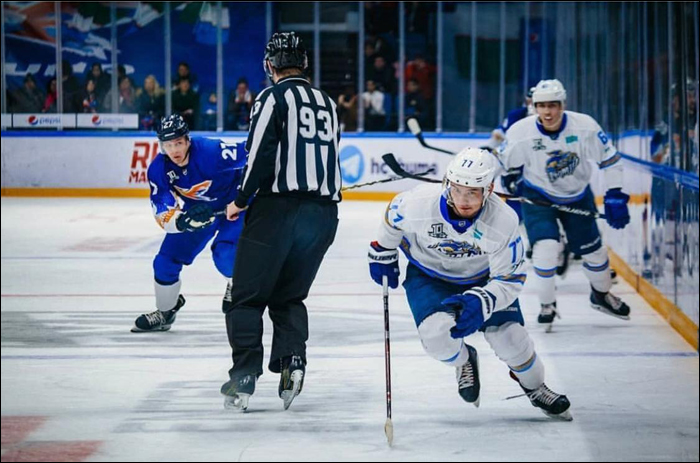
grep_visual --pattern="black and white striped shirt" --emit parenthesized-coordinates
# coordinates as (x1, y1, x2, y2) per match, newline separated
(234, 75, 342, 208)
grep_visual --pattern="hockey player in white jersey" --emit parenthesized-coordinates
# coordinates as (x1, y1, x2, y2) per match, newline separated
(500, 79, 631, 330)
(368, 147, 572, 420)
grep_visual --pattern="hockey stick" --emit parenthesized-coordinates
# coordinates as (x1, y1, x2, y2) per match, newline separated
(382, 275, 394, 447)
(381, 153, 607, 219)
(341, 168, 436, 191)
(406, 117, 457, 155)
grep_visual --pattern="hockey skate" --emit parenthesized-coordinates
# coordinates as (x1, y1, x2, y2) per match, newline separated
(456, 344, 480, 407)
(131, 295, 185, 332)
(537, 302, 560, 333)
(589, 286, 630, 320)
(510, 371, 572, 421)
(221, 374, 256, 411)
(279, 355, 305, 410)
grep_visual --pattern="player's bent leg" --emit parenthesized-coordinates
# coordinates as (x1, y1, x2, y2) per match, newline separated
(418, 312, 480, 406)
(582, 247, 630, 320)
(484, 322, 571, 420)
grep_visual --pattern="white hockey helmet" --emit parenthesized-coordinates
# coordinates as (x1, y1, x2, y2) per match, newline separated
(532, 79, 567, 104)
(445, 147, 498, 206)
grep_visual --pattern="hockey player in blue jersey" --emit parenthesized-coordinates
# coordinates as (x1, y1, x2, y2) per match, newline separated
(131, 114, 247, 332)
(368, 147, 572, 420)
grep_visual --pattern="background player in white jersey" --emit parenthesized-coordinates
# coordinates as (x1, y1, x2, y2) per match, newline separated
(368, 147, 571, 420)
(500, 79, 631, 330)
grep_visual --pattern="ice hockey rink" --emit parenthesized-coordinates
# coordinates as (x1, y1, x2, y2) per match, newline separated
(1, 196, 698, 462)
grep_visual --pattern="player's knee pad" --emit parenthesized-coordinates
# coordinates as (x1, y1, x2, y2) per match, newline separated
(532, 239, 561, 278)
(417, 312, 468, 366)
(582, 246, 611, 292)
(212, 242, 235, 278)
(153, 253, 183, 284)
(484, 322, 535, 368)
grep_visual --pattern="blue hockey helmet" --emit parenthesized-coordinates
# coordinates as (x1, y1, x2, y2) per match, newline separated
(157, 114, 189, 142)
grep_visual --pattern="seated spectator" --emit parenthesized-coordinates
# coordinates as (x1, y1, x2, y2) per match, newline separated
(42, 78, 57, 113)
(103, 75, 138, 113)
(362, 79, 386, 131)
(173, 61, 199, 93)
(405, 53, 436, 101)
(137, 74, 165, 130)
(371, 55, 396, 94)
(61, 60, 82, 113)
(81, 78, 99, 113)
(11, 73, 44, 113)
(87, 62, 110, 103)
(226, 78, 255, 130)
(202, 92, 218, 131)
(405, 78, 427, 126)
(337, 85, 358, 132)
(172, 77, 199, 129)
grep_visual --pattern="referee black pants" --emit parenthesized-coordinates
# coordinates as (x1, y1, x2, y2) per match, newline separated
(224, 195, 339, 380)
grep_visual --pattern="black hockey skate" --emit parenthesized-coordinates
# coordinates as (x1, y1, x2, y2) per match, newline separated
(131, 295, 185, 332)
(221, 374, 256, 411)
(509, 371, 572, 421)
(456, 344, 480, 407)
(279, 355, 305, 410)
(222, 280, 233, 313)
(590, 286, 630, 320)
(537, 302, 560, 333)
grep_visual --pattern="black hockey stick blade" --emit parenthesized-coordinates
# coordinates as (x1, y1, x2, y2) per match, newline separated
(406, 117, 456, 155)
(382, 153, 441, 184)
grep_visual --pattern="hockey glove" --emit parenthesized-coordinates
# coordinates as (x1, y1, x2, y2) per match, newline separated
(501, 167, 524, 196)
(176, 204, 215, 232)
(368, 241, 400, 289)
(603, 188, 630, 230)
(443, 288, 494, 338)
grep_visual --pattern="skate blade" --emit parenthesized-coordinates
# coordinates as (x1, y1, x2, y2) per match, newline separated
(281, 370, 304, 410)
(472, 397, 481, 408)
(590, 304, 630, 320)
(224, 393, 250, 412)
(130, 324, 172, 333)
(542, 408, 573, 421)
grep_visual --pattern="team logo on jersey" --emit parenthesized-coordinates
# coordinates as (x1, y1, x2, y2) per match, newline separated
(166, 171, 180, 183)
(428, 223, 448, 239)
(545, 150, 580, 182)
(174, 180, 215, 201)
(429, 240, 483, 258)
(532, 138, 547, 151)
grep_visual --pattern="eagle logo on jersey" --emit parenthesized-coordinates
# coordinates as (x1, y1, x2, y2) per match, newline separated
(429, 240, 483, 259)
(545, 150, 580, 182)
(173, 180, 215, 201)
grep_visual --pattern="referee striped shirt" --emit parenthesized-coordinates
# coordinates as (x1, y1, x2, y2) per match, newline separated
(234, 75, 342, 208)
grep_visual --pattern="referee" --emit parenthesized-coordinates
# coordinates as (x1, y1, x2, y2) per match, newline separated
(221, 32, 341, 411)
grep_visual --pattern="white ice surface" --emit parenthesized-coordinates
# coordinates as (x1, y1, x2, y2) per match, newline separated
(1, 197, 698, 462)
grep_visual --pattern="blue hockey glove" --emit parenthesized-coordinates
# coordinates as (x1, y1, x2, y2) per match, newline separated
(176, 204, 215, 232)
(442, 288, 494, 339)
(368, 241, 400, 289)
(604, 188, 630, 230)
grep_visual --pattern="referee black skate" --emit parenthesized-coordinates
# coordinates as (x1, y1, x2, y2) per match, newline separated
(220, 32, 341, 411)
